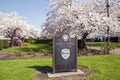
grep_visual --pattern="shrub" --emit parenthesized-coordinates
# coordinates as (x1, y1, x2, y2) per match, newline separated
(35, 39, 52, 45)
(3, 40, 9, 48)
(0, 40, 3, 50)
(101, 42, 115, 54)
(24, 39, 35, 44)
(14, 37, 22, 46)
(22, 42, 29, 46)
(41, 49, 49, 56)
(27, 49, 35, 55)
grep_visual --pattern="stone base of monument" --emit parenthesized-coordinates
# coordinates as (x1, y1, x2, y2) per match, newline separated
(47, 69, 84, 78)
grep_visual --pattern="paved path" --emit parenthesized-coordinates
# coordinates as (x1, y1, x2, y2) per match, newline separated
(88, 46, 120, 54)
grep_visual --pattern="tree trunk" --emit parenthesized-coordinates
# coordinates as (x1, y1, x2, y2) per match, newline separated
(9, 37, 14, 47)
(80, 35, 87, 50)
(78, 34, 88, 50)
(8, 29, 18, 47)
(78, 35, 88, 55)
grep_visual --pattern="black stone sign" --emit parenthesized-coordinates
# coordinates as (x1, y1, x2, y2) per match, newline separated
(53, 34, 77, 73)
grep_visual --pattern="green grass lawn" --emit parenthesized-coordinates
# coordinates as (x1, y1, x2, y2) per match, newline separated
(0, 55, 120, 80)
(87, 42, 120, 48)
(3, 44, 52, 54)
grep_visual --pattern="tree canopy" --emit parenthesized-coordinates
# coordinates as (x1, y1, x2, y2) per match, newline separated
(42, 0, 120, 39)
(0, 12, 41, 39)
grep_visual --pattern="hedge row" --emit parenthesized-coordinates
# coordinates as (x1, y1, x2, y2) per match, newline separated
(35, 39, 81, 48)
(35, 39, 52, 44)
(24, 39, 36, 44)
(0, 40, 9, 50)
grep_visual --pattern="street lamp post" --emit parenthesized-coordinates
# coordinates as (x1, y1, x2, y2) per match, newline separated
(118, 16, 120, 21)
(118, 16, 120, 42)
(106, 0, 110, 54)
(106, 0, 110, 17)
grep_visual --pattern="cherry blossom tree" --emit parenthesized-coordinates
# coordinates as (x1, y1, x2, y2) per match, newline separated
(41, 0, 74, 38)
(0, 12, 41, 46)
(0, 12, 23, 46)
(42, 0, 120, 49)
(42, 0, 104, 49)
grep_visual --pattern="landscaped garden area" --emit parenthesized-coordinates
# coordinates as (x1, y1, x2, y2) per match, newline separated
(3, 42, 120, 53)
(0, 55, 120, 80)
(0, 42, 120, 80)
(0, 41, 120, 59)
(0, 0, 120, 80)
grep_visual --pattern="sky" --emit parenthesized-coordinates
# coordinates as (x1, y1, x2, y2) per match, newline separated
(0, 0, 49, 30)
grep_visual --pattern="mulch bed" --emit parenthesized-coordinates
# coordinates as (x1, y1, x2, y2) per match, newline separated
(78, 48, 104, 56)
(0, 51, 51, 60)
(0, 48, 104, 60)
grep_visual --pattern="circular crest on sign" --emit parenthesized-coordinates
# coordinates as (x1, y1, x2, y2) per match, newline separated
(62, 34, 70, 42)
(61, 48, 70, 60)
